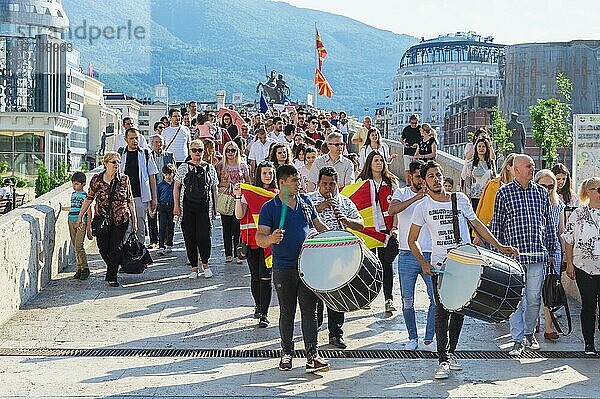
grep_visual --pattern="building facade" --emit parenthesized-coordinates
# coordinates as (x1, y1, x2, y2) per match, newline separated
(502, 40, 600, 129)
(392, 32, 505, 143)
(83, 74, 119, 166)
(0, 0, 74, 180)
(443, 94, 497, 158)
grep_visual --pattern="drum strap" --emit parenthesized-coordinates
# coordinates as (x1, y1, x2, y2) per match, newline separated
(451, 193, 462, 245)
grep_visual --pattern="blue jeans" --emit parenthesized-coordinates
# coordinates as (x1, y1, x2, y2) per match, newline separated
(509, 262, 545, 342)
(397, 250, 435, 342)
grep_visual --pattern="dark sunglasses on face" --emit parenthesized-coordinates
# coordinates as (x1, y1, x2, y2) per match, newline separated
(311, 122, 319, 125)
(225, 148, 237, 153)
(108, 160, 120, 164)
(540, 183, 555, 190)
(190, 148, 204, 153)
(328, 142, 343, 147)
(589, 187, 600, 194)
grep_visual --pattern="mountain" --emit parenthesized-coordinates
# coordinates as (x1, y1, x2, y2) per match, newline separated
(62, 0, 418, 116)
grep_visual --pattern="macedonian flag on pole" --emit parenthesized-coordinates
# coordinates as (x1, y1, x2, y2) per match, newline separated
(315, 68, 333, 98)
(240, 183, 277, 268)
(340, 181, 386, 249)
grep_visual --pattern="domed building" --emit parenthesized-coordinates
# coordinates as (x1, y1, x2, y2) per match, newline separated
(391, 32, 505, 143)
(0, 0, 75, 180)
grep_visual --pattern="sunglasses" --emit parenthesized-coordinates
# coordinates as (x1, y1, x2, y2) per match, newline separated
(328, 143, 343, 147)
(241, 128, 249, 131)
(540, 183, 555, 190)
(108, 160, 120, 164)
(225, 148, 237, 153)
(311, 122, 319, 125)
(588, 187, 600, 194)
(190, 148, 204, 153)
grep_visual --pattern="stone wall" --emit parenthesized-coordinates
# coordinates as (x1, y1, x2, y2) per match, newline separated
(0, 172, 95, 325)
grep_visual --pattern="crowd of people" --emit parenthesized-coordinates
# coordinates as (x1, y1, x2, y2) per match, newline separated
(64, 104, 599, 378)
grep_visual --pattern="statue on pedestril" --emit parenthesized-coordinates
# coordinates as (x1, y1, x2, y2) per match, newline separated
(507, 112, 526, 154)
(256, 68, 290, 104)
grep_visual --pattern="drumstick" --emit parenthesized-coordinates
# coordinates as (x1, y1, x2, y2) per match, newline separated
(278, 186, 289, 230)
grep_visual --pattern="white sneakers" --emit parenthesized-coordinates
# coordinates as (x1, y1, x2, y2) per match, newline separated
(422, 340, 437, 352)
(434, 362, 450, 379)
(405, 339, 418, 351)
(404, 339, 436, 352)
(434, 354, 461, 380)
(188, 266, 213, 279)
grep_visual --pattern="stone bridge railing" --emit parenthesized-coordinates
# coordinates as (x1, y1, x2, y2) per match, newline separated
(0, 171, 97, 325)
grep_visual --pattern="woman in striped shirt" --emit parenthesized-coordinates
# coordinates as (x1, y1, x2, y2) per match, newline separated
(534, 169, 565, 341)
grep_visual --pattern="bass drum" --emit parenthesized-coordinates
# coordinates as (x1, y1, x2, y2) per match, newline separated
(438, 244, 525, 323)
(298, 230, 383, 312)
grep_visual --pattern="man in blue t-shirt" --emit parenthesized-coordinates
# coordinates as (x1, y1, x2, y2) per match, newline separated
(256, 164, 330, 374)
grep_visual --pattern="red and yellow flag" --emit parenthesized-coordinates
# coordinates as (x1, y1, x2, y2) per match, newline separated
(341, 181, 386, 249)
(240, 183, 277, 268)
(315, 68, 333, 98)
(316, 28, 328, 70)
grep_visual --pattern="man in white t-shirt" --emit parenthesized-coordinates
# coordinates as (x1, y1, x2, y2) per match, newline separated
(248, 128, 276, 177)
(409, 161, 517, 380)
(269, 117, 287, 143)
(389, 160, 435, 353)
(162, 109, 192, 166)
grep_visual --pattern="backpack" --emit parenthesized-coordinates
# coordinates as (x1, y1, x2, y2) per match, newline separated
(184, 162, 211, 205)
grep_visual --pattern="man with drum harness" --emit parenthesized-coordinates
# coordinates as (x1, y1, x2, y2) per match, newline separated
(256, 164, 331, 373)
(490, 154, 557, 356)
(408, 161, 518, 380)
(307, 166, 365, 350)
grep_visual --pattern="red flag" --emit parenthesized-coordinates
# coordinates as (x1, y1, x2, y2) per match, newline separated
(240, 184, 277, 268)
(340, 181, 386, 249)
(314, 68, 333, 98)
(316, 28, 328, 70)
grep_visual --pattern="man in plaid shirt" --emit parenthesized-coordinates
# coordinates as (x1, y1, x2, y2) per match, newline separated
(490, 154, 557, 356)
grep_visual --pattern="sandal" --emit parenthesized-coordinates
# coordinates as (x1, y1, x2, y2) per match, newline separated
(108, 281, 120, 287)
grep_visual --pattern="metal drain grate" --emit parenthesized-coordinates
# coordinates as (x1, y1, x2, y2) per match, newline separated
(0, 348, 594, 359)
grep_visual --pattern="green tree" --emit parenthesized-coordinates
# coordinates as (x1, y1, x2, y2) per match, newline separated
(529, 73, 573, 167)
(35, 164, 51, 198)
(491, 106, 514, 157)
(50, 160, 71, 189)
(0, 161, 8, 175)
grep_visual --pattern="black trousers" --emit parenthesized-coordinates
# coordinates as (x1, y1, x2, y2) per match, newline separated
(273, 268, 319, 357)
(575, 267, 600, 346)
(96, 221, 128, 282)
(158, 207, 174, 248)
(221, 214, 240, 257)
(246, 246, 272, 315)
(372, 244, 394, 301)
(432, 274, 464, 364)
(148, 211, 158, 244)
(317, 299, 345, 339)
(181, 201, 211, 267)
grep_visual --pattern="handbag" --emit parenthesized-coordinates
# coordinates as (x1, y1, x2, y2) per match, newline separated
(236, 241, 249, 259)
(120, 233, 153, 274)
(216, 189, 236, 216)
(542, 264, 572, 335)
(91, 175, 118, 237)
(382, 234, 399, 264)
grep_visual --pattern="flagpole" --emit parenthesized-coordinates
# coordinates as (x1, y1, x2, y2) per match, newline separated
(314, 22, 318, 110)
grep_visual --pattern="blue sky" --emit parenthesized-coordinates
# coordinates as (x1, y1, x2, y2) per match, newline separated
(280, 0, 599, 44)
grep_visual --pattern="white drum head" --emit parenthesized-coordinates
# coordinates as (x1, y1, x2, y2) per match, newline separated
(299, 230, 362, 292)
(439, 244, 484, 311)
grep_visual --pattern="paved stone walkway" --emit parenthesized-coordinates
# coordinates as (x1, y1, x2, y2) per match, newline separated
(0, 218, 598, 398)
